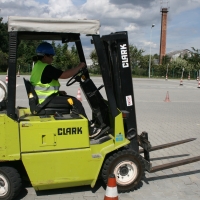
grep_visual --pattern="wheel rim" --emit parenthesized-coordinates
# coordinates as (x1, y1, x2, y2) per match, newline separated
(0, 175, 9, 197)
(114, 160, 138, 186)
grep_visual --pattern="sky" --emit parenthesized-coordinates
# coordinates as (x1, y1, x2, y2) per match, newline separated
(0, 0, 200, 62)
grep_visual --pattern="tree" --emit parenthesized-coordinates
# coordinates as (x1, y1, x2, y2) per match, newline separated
(0, 51, 8, 72)
(53, 43, 64, 69)
(162, 55, 171, 65)
(0, 17, 8, 53)
(170, 57, 188, 78)
(188, 47, 200, 72)
(89, 49, 100, 74)
(52, 43, 79, 70)
(17, 40, 42, 72)
(158, 55, 171, 77)
(129, 45, 144, 69)
(69, 45, 79, 68)
(153, 53, 159, 59)
(0, 17, 9, 72)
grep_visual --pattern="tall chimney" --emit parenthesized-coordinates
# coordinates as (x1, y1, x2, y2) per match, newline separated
(159, 8, 168, 64)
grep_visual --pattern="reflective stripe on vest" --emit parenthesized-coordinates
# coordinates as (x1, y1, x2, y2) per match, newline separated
(34, 86, 60, 91)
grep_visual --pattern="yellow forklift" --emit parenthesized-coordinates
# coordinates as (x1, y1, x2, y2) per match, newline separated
(0, 16, 200, 200)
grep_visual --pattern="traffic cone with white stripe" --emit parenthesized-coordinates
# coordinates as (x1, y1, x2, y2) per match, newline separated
(5, 69, 8, 84)
(76, 88, 82, 102)
(5, 76, 8, 84)
(179, 78, 183, 86)
(104, 174, 118, 200)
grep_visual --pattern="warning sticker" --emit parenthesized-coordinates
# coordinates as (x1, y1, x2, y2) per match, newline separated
(126, 95, 133, 106)
(116, 134, 124, 142)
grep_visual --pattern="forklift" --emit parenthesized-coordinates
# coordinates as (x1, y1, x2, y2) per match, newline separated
(0, 16, 200, 200)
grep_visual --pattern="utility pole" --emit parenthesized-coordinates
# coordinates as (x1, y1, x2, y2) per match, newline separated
(148, 24, 155, 78)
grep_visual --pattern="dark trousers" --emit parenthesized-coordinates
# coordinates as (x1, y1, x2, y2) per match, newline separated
(46, 95, 88, 119)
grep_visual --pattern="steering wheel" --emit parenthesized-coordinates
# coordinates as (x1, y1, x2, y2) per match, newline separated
(66, 68, 87, 86)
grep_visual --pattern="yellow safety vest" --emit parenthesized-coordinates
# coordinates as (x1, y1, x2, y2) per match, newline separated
(30, 60, 60, 104)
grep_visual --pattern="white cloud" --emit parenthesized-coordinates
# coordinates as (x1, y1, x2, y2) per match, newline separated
(0, 0, 48, 18)
(143, 40, 157, 49)
(125, 24, 139, 31)
(48, 0, 75, 17)
(0, 0, 200, 56)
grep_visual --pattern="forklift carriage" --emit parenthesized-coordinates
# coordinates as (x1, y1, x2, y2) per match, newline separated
(0, 16, 200, 200)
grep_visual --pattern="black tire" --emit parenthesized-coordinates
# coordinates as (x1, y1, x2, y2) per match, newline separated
(101, 149, 145, 192)
(0, 166, 22, 200)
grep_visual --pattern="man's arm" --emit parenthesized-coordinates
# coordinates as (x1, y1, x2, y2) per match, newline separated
(59, 62, 86, 79)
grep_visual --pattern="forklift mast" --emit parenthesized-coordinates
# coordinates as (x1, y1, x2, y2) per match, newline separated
(93, 31, 139, 152)
(7, 32, 18, 120)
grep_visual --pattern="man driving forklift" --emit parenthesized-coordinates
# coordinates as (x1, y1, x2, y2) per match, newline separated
(30, 42, 101, 138)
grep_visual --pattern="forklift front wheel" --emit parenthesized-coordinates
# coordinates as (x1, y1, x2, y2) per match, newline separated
(101, 149, 145, 192)
(113, 160, 138, 186)
(0, 166, 22, 200)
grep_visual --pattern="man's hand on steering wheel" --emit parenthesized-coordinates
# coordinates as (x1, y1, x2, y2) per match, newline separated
(66, 65, 88, 86)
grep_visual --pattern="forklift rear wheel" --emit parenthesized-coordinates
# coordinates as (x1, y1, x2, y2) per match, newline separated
(101, 149, 145, 192)
(0, 166, 22, 200)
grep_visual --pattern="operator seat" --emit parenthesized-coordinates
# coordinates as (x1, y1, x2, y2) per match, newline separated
(23, 78, 70, 115)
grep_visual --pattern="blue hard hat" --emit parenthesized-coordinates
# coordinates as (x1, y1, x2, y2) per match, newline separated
(36, 42, 55, 56)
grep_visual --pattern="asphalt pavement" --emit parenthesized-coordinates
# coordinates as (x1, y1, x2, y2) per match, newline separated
(1, 75, 200, 200)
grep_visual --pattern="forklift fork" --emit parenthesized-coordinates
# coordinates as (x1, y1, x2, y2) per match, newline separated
(138, 133, 200, 173)
(150, 155, 200, 173)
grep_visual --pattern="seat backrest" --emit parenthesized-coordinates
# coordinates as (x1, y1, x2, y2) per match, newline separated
(23, 78, 39, 103)
(23, 78, 39, 114)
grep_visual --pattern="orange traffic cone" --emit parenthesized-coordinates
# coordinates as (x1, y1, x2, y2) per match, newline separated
(197, 81, 200, 88)
(104, 174, 118, 200)
(179, 78, 183, 86)
(164, 91, 170, 102)
(165, 75, 168, 81)
(188, 75, 190, 80)
(76, 88, 82, 102)
(197, 77, 199, 81)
